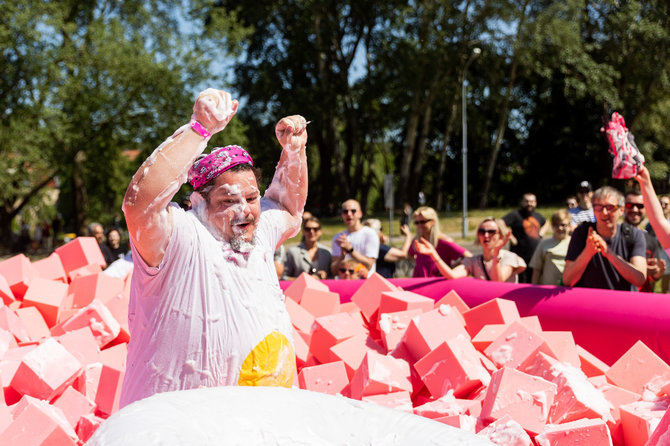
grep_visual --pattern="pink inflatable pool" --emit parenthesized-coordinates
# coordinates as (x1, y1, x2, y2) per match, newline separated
(281, 277, 670, 366)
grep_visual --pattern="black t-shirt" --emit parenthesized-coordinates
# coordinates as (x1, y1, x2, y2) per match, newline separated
(503, 210, 546, 262)
(375, 244, 395, 279)
(565, 222, 646, 291)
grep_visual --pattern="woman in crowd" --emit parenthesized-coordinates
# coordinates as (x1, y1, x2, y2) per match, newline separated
(336, 258, 368, 280)
(101, 228, 128, 266)
(415, 217, 526, 283)
(408, 206, 472, 277)
(282, 216, 332, 280)
(363, 218, 412, 278)
(529, 209, 571, 285)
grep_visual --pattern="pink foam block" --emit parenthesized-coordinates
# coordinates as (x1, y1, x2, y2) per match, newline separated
(0, 274, 16, 306)
(433, 289, 470, 314)
(309, 312, 367, 364)
(76, 413, 105, 444)
(329, 334, 385, 379)
(362, 391, 413, 413)
(647, 405, 670, 446)
(0, 404, 11, 437)
(434, 414, 477, 432)
(292, 328, 310, 369)
(10, 338, 83, 401)
(535, 418, 613, 446)
(593, 382, 641, 445)
(414, 335, 490, 399)
(541, 331, 580, 368)
(606, 340, 670, 395)
(377, 308, 423, 352)
(0, 254, 35, 299)
(32, 253, 67, 284)
(51, 299, 121, 348)
(95, 363, 125, 417)
(56, 326, 101, 368)
(472, 324, 508, 352)
(297, 360, 349, 395)
(619, 399, 669, 446)
(0, 345, 35, 405)
(299, 288, 341, 318)
(0, 306, 31, 343)
(350, 273, 398, 321)
(55, 236, 106, 274)
(285, 297, 315, 333)
(478, 415, 533, 446)
(101, 293, 130, 345)
(67, 263, 103, 282)
(283, 272, 330, 303)
(378, 290, 434, 316)
(0, 395, 78, 445)
(21, 277, 69, 327)
(349, 350, 412, 400)
(480, 367, 557, 435)
(72, 363, 103, 402)
(100, 342, 127, 370)
(68, 273, 124, 310)
(484, 320, 552, 370)
(463, 298, 521, 338)
(413, 393, 482, 419)
(0, 328, 18, 359)
(401, 308, 470, 363)
(520, 315, 543, 332)
(14, 306, 50, 341)
(52, 385, 97, 429)
(577, 344, 610, 377)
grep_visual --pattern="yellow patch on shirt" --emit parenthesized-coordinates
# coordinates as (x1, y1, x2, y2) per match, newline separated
(238, 331, 295, 387)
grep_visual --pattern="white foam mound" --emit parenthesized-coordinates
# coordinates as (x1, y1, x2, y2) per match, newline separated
(87, 386, 495, 445)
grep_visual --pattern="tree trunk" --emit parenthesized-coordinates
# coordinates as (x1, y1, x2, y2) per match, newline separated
(409, 100, 434, 203)
(73, 149, 88, 236)
(435, 88, 460, 211)
(398, 99, 422, 207)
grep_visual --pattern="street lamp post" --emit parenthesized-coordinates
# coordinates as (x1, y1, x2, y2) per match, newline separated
(462, 47, 481, 239)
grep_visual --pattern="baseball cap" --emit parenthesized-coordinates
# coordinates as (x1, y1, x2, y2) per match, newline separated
(577, 181, 593, 193)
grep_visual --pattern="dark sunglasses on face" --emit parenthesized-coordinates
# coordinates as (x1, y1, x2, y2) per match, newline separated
(304, 227, 321, 232)
(414, 220, 429, 225)
(341, 209, 357, 214)
(339, 268, 355, 274)
(477, 228, 498, 236)
(662, 201, 670, 208)
(624, 202, 644, 210)
(593, 204, 619, 212)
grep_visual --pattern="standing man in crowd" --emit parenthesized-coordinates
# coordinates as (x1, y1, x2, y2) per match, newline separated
(503, 193, 550, 283)
(623, 190, 667, 292)
(569, 181, 596, 229)
(563, 186, 646, 291)
(120, 88, 308, 407)
(331, 199, 379, 277)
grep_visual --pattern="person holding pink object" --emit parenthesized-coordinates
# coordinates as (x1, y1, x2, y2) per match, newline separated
(120, 88, 308, 407)
(408, 206, 472, 277)
(636, 166, 670, 251)
(415, 217, 525, 283)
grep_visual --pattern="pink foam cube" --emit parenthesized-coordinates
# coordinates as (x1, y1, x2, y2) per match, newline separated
(362, 390, 413, 413)
(401, 308, 470, 363)
(100, 292, 130, 345)
(329, 334, 385, 379)
(56, 326, 101, 367)
(55, 236, 106, 274)
(606, 340, 670, 395)
(76, 413, 105, 443)
(51, 299, 121, 348)
(0, 395, 78, 445)
(0, 328, 17, 359)
(72, 363, 103, 402)
(283, 272, 330, 303)
(619, 399, 669, 446)
(0, 306, 31, 343)
(577, 344, 610, 377)
(377, 308, 423, 352)
(463, 298, 521, 338)
(433, 289, 470, 314)
(285, 297, 315, 333)
(414, 336, 490, 398)
(594, 381, 641, 445)
(471, 323, 508, 352)
(21, 277, 69, 327)
(0, 254, 35, 299)
(309, 312, 367, 364)
(14, 306, 50, 341)
(535, 418, 612, 446)
(413, 392, 482, 419)
(68, 273, 125, 310)
(0, 404, 11, 437)
(478, 415, 533, 446)
(484, 320, 553, 369)
(32, 253, 67, 283)
(67, 263, 103, 282)
(0, 274, 16, 306)
(349, 350, 412, 400)
(480, 367, 557, 435)
(378, 290, 434, 316)
(300, 287, 341, 318)
(0, 345, 35, 405)
(95, 363, 125, 417)
(541, 331, 580, 368)
(434, 414, 477, 432)
(52, 385, 97, 429)
(350, 273, 397, 321)
(297, 360, 349, 395)
(10, 338, 83, 401)
(647, 405, 670, 446)
(100, 342, 127, 370)
(520, 315, 544, 332)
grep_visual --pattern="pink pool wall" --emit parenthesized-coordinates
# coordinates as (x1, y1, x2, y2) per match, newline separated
(280, 277, 670, 366)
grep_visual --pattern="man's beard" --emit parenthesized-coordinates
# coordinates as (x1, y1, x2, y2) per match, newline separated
(229, 233, 257, 253)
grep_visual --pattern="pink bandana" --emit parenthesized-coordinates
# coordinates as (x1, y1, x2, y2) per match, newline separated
(188, 145, 254, 189)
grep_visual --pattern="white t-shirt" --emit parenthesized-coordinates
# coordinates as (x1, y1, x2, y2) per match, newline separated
(331, 226, 380, 274)
(120, 200, 296, 408)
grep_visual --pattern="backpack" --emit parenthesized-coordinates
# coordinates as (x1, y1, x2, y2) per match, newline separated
(601, 112, 644, 179)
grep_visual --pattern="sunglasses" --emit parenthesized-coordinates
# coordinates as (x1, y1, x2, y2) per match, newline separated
(341, 209, 357, 214)
(624, 202, 644, 210)
(593, 204, 619, 212)
(304, 227, 321, 232)
(477, 228, 498, 236)
(339, 268, 355, 274)
(414, 220, 430, 225)
(662, 201, 670, 208)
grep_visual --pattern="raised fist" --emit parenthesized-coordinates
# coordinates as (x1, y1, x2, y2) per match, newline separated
(275, 115, 308, 150)
(191, 89, 239, 135)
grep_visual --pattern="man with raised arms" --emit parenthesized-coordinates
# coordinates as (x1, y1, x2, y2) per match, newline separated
(120, 88, 307, 407)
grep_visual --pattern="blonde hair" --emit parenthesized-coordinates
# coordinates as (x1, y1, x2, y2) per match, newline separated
(363, 218, 382, 233)
(474, 217, 510, 246)
(412, 206, 442, 247)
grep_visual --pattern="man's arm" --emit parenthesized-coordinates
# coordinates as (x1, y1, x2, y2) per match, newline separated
(563, 227, 599, 286)
(264, 116, 308, 245)
(539, 219, 551, 238)
(414, 238, 468, 280)
(604, 253, 647, 288)
(122, 89, 238, 267)
(383, 224, 412, 262)
(636, 166, 670, 249)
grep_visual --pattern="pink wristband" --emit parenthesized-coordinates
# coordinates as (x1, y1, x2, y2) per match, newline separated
(190, 120, 211, 139)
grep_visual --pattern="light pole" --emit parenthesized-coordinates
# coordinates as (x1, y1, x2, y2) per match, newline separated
(462, 47, 481, 239)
